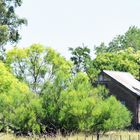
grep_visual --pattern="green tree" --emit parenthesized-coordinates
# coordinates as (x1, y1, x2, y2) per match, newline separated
(89, 96, 131, 140)
(69, 45, 96, 85)
(0, 61, 44, 134)
(95, 26, 140, 54)
(0, 0, 27, 60)
(93, 48, 139, 79)
(59, 73, 108, 134)
(6, 44, 72, 94)
(40, 52, 72, 134)
(69, 44, 91, 73)
(58, 73, 131, 140)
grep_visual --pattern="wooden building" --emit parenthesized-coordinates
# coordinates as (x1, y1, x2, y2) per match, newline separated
(98, 70, 140, 127)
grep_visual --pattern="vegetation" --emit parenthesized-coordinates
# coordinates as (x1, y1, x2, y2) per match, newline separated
(1, 131, 140, 140)
(2, 44, 132, 140)
(70, 27, 140, 83)
(0, 0, 27, 60)
(0, 1, 139, 140)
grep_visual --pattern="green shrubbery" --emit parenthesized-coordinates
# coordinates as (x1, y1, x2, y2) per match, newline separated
(0, 44, 132, 137)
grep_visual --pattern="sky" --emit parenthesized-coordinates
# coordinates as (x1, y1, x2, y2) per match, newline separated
(16, 0, 140, 58)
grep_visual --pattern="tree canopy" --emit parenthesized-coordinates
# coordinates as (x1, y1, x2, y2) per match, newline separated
(6, 44, 72, 93)
(0, 0, 27, 60)
(95, 26, 140, 54)
(0, 61, 43, 133)
(0, 2, 134, 137)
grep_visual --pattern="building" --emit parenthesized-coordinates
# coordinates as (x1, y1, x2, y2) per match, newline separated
(98, 70, 140, 127)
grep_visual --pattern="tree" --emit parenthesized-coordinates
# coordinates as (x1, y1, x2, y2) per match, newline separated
(6, 44, 72, 93)
(69, 44, 96, 85)
(70, 46, 140, 84)
(89, 96, 131, 140)
(58, 73, 131, 139)
(40, 53, 72, 134)
(95, 26, 140, 54)
(0, 0, 27, 60)
(93, 48, 140, 79)
(0, 61, 43, 134)
(69, 44, 91, 73)
(58, 73, 108, 134)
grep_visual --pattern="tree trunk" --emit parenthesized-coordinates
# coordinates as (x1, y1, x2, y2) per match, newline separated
(97, 133, 100, 140)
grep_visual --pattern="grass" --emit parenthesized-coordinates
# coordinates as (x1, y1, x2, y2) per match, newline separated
(1, 131, 140, 140)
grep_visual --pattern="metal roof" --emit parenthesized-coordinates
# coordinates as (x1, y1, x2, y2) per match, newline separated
(103, 70, 140, 96)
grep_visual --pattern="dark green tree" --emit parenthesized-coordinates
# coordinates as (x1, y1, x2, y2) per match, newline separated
(95, 26, 140, 54)
(69, 44, 97, 85)
(0, 0, 27, 60)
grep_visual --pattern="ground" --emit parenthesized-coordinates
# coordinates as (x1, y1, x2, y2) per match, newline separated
(1, 131, 140, 140)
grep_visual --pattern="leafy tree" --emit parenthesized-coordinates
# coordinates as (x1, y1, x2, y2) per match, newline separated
(95, 26, 140, 54)
(0, 0, 27, 60)
(93, 48, 140, 79)
(94, 42, 108, 55)
(42, 70, 131, 139)
(70, 46, 140, 84)
(6, 44, 72, 94)
(69, 45, 96, 85)
(0, 61, 44, 134)
(69, 44, 91, 73)
(59, 73, 108, 134)
(40, 54, 72, 134)
(89, 96, 131, 140)
(58, 73, 131, 139)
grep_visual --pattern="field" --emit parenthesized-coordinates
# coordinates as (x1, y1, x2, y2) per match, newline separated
(1, 132, 140, 140)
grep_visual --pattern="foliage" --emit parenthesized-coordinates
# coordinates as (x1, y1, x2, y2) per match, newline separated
(69, 45, 96, 85)
(6, 44, 72, 93)
(59, 73, 107, 133)
(95, 26, 140, 54)
(69, 44, 91, 73)
(0, 61, 44, 134)
(89, 96, 131, 140)
(93, 48, 140, 79)
(0, 0, 27, 60)
(70, 46, 140, 83)
(1, 42, 133, 136)
(42, 71, 131, 138)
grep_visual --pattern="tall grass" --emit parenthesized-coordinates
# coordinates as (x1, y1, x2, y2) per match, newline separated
(1, 131, 140, 140)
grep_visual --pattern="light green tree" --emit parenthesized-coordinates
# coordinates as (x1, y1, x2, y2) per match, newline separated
(0, 61, 44, 134)
(93, 48, 139, 79)
(58, 73, 131, 140)
(6, 44, 72, 94)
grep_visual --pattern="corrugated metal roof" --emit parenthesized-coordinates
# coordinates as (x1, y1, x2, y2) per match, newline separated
(103, 70, 140, 96)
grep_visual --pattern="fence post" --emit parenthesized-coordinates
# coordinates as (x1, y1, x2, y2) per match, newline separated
(85, 135, 86, 140)
(128, 135, 131, 140)
(76, 135, 78, 140)
(120, 135, 122, 140)
(110, 134, 112, 140)
(92, 135, 93, 140)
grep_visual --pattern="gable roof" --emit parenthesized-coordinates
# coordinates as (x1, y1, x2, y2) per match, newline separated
(103, 70, 140, 96)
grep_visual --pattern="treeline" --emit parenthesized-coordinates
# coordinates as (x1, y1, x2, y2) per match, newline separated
(1, 0, 140, 139)
(0, 44, 131, 137)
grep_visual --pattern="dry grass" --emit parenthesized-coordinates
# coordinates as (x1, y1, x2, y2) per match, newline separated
(1, 131, 140, 140)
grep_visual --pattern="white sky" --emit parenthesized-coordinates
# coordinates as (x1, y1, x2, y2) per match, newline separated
(16, 0, 140, 58)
